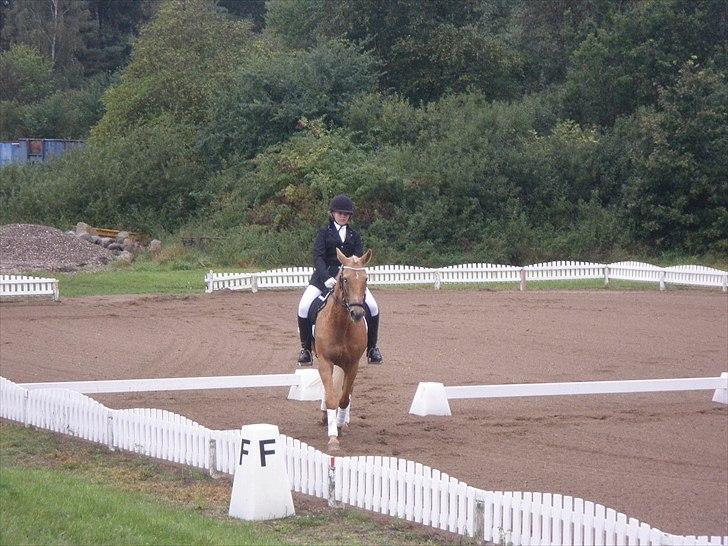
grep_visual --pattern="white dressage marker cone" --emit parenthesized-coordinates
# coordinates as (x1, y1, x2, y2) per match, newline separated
(287, 369, 323, 401)
(409, 382, 451, 416)
(713, 372, 728, 405)
(228, 423, 295, 521)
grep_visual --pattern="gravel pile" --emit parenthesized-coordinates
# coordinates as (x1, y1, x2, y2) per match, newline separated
(0, 223, 115, 274)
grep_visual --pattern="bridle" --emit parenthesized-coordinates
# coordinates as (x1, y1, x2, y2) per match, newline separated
(336, 265, 367, 313)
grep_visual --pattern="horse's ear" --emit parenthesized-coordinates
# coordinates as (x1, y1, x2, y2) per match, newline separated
(361, 249, 372, 265)
(336, 247, 348, 264)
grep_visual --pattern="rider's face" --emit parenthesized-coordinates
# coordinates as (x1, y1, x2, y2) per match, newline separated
(333, 211, 352, 225)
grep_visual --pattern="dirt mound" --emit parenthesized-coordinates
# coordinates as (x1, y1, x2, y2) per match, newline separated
(0, 223, 115, 274)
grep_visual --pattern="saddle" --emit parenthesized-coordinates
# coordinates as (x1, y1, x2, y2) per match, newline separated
(308, 289, 332, 324)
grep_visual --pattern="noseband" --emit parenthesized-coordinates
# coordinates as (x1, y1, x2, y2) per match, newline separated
(336, 266, 367, 313)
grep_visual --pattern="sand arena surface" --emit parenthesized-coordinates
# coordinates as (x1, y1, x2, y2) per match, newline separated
(1, 289, 726, 536)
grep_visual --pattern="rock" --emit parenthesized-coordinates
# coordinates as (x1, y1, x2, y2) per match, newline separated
(116, 250, 134, 263)
(78, 233, 93, 242)
(123, 237, 140, 254)
(90, 235, 101, 244)
(149, 239, 162, 255)
(107, 242, 123, 251)
(75, 222, 97, 236)
(100, 237, 113, 247)
(115, 231, 130, 244)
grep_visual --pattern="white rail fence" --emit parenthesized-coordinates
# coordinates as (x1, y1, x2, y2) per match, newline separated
(205, 261, 728, 293)
(18, 371, 322, 399)
(1, 375, 725, 545)
(409, 375, 728, 416)
(0, 274, 59, 300)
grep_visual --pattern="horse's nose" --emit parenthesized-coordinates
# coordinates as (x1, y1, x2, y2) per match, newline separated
(350, 306, 365, 322)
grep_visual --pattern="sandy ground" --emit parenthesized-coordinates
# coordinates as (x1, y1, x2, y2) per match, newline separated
(1, 288, 726, 536)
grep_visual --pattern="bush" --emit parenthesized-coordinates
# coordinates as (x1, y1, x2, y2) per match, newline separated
(201, 39, 379, 165)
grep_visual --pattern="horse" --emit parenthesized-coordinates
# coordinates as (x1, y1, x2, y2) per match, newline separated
(313, 247, 372, 451)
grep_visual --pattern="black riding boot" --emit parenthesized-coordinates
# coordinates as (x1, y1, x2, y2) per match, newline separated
(297, 316, 313, 366)
(366, 313, 383, 364)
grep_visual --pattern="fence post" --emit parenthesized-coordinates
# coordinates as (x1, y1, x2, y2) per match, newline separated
(208, 438, 222, 478)
(474, 499, 485, 544)
(251, 274, 258, 293)
(328, 456, 338, 507)
(53, 280, 59, 301)
(106, 414, 115, 451)
(23, 390, 29, 427)
(723, 274, 727, 293)
(603, 266, 610, 288)
(659, 270, 666, 291)
(519, 269, 527, 291)
(205, 270, 213, 293)
(434, 271, 442, 290)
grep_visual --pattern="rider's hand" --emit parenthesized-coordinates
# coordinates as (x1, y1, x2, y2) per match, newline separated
(324, 277, 337, 289)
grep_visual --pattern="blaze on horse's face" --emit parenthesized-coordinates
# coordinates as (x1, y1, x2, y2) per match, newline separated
(335, 248, 372, 322)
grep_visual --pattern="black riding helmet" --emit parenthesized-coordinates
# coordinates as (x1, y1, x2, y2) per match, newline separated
(329, 194, 354, 214)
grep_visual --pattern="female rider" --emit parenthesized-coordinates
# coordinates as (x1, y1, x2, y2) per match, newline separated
(296, 194, 383, 366)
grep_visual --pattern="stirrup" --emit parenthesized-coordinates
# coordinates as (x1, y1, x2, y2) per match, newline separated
(367, 347, 383, 364)
(297, 348, 313, 366)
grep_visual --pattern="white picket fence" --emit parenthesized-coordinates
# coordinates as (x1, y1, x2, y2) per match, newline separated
(205, 261, 728, 293)
(1, 375, 725, 545)
(0, 274, 59, 300)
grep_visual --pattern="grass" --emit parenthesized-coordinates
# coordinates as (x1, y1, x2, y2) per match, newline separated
(55, 268, 212, 297)
(1, 466, 276, 545)
(0, 422, 450, 545)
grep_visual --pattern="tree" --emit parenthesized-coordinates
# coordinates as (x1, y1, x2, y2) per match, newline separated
(510, 0, 619, 92)
(625, 62, 728, 254)
(0, 43, 54, 102)
(90, 0, 254, 143)
(79, 0, 159, 77)
(564, 0, 728, 126)
(1, 0, 93, 75)
(265, 0, 521, 103)
(201, 39, 379, 164)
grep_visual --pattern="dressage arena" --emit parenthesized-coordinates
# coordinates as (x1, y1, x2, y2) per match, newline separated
(1, 288, 726, 537)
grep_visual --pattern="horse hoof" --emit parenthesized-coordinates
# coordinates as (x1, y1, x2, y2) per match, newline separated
(327, 437, 340, 451)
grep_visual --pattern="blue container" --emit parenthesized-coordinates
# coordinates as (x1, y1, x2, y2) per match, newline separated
(0, 138, 83, 166)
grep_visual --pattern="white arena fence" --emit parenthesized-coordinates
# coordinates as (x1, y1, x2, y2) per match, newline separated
(1, 376, 725, 546)
(205, 261, 728, 293)
(0, 274, 59, 301)
(409, 375, 728, 417)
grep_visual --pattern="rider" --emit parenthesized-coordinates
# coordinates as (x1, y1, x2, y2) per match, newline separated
(296, 194, 383, 366)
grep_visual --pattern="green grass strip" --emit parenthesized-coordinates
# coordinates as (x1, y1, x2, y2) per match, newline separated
(56, 268, 211, 297)
(0, 465, 279, 546)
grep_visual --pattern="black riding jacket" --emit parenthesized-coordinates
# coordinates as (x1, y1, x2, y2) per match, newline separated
(309, 221, 363, 291)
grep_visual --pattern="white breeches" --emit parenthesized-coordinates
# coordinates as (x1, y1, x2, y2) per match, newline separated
(297, 284, 378, 318)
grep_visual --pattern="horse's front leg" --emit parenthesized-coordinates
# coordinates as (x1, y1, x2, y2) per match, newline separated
(337, 362, 359, 430)
(317, 358, 341, 451)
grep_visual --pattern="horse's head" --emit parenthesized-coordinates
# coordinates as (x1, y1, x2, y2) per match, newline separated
(335, 247, 372, 322)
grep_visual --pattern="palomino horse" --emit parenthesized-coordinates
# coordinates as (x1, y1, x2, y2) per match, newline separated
(313, 247, 372, 451)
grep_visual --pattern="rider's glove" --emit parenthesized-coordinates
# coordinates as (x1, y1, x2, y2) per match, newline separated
(324, 277, 337, 289)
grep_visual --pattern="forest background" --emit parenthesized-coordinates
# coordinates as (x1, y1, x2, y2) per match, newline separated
(0, 0, 726, 268)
